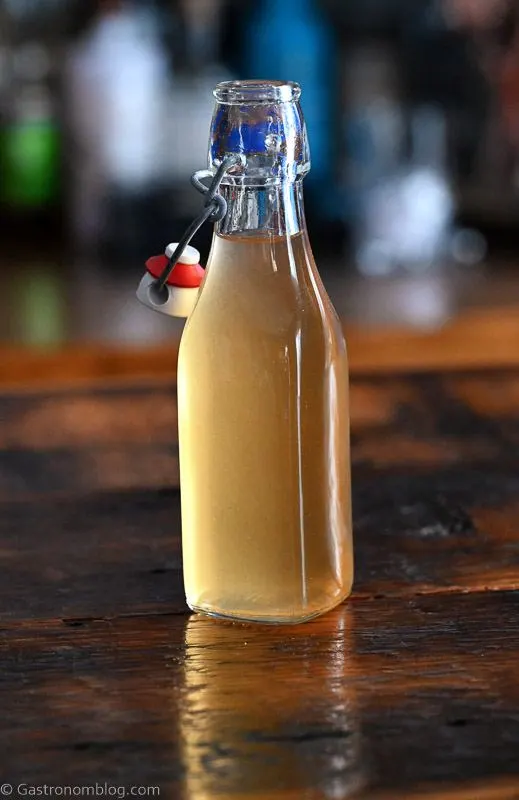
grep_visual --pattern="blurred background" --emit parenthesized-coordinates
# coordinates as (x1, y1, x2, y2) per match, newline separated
(2, 0, 519, 347)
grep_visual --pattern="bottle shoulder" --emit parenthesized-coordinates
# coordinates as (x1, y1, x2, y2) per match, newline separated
(182, 274, 346, 355)
(181, 231, 346, 346)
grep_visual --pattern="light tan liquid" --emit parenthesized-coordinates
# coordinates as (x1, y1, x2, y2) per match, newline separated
(178, 231, 353, 623)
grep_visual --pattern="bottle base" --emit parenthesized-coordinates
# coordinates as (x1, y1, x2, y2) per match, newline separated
(187, 591, 352, 625)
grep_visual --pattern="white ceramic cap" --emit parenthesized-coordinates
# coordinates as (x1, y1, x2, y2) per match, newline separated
(165, 243, 200, 264)
(136, 273, 199, 318)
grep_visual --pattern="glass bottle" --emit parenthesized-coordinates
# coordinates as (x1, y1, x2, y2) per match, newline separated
(178, 80, 353, 624)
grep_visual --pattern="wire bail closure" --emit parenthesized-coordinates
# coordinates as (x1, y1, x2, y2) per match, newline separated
(152, 154, 244, 299)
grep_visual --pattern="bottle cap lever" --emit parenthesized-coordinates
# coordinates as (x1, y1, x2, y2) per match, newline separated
(136, 154, 243, 318)
(137, 243, 204, 318)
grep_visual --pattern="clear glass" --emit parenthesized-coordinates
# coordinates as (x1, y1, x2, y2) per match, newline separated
(177, 81, 353, 623)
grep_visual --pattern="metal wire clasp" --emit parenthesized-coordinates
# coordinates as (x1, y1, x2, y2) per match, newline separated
(153, 154, 244, 296)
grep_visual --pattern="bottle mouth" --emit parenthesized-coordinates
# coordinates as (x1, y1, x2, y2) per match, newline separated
(214, 80, 301, 105)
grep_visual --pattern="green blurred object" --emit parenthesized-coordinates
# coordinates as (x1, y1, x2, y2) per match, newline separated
(1, 119, 60, 207)
(14, 268, 66, 346)
(1, 41, 61, 209)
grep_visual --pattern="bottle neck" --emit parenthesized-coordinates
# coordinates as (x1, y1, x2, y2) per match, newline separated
(216, 181, 307, 238)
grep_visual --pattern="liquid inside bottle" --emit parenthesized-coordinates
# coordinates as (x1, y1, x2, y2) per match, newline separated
(178, 80, 353, 623)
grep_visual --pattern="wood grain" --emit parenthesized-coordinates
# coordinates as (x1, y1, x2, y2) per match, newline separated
(3, 369, 519, 487)
(369, 779, 519, 799)
(2, 458, 519, 622)
(1, 593, 519, 798)
(2, 369, 519, 797)
(1, 373, 519, 623)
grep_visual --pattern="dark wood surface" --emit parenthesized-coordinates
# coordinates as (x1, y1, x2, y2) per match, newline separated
(2, 365, 519, 798)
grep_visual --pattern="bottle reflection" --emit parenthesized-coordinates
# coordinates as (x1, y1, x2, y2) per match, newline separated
(179, 606, 364, 799)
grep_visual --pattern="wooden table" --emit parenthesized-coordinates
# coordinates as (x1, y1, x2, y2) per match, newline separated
(2, 315, 519, 799)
